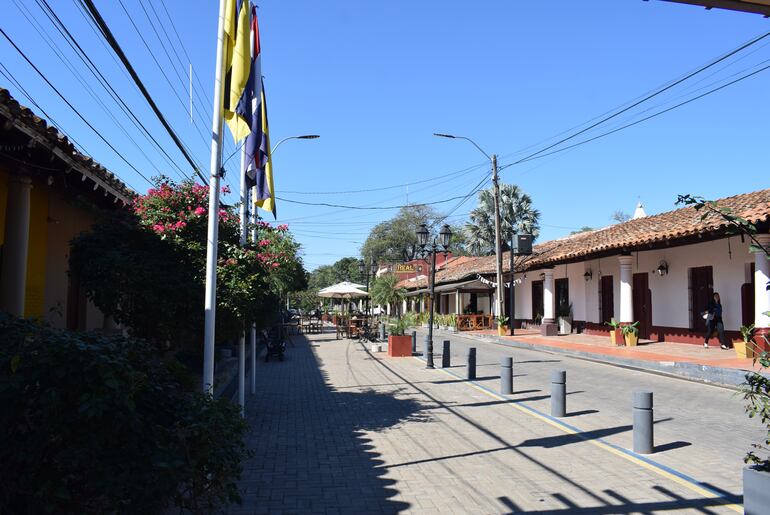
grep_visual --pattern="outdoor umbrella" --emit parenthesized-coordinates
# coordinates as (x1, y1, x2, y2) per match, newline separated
(317, 281, 369, 312)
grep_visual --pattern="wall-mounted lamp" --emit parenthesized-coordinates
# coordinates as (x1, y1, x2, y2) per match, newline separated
(656, 261, 669, 276)
(539, 272, 545, 280)
(584, 269, 593, 282)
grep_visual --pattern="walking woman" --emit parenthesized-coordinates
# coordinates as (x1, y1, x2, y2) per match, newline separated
(703, 292, 728, 349)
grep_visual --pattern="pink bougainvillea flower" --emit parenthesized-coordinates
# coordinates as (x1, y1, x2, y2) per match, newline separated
(194, 206, 206, 216)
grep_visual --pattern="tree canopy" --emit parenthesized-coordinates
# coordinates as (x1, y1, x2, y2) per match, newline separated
(360, 205, 441, 263)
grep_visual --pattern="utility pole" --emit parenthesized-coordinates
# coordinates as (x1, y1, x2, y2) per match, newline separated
(491, 154, 505, 321)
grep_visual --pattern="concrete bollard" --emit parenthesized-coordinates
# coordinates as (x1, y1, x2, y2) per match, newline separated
(633, 391, 654, 454)
(550, 370, 566, 417)
(441, 340, 451, 368)
(500, 357, 513, 395)
(467, 347, 476, 380)
(411, 330, 417, 354)
(379, 322, 386, 340)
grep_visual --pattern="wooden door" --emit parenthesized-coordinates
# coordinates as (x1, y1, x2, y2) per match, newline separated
(600, 275, 614, 324)
(555, 278, 569, 317)
(531, 280, 544, 321)
(742, 263, 755, 327)
(633, 272, 652, 339)
(690, 266, 713, 333)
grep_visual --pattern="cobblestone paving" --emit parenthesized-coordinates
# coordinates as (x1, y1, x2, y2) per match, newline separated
(229, 329, 750, 514)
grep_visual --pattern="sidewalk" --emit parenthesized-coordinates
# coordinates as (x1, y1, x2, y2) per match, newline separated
(229, 330, 745, 514)
(438, 328, 767, 386)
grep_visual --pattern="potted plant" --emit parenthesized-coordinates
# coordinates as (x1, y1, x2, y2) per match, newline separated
(735, 324, 756, 359)
(369, 274, 409, 357)
(497, 316, 509, 337)
(741, 320, 770, 514)
(622, 321, 640, 346)
(447, 313, 458, 333)
(386, 317, 412, 357)
(557, 302, 573, 335)
(605, 319, 623, 346)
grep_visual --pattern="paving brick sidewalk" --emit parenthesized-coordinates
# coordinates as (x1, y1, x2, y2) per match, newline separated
(229, 330, 744, 514)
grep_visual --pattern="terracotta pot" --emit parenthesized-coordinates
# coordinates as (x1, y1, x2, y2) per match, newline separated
(734, 339, 755, 359)
(388, 335, 413, 357)
(609, 328, 623, 346)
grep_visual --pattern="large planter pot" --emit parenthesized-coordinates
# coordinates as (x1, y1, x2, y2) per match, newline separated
(609, 329, 623, 346)
(624, 333, 638, 346)
(388, 335, 413, 357)
(744, 465, 770, 515)
(734, 339, 755, 359)
(497, 326, 508, 336)
(558, 317, 572, 335)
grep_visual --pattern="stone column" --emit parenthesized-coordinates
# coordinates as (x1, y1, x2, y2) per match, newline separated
(0, 175, 32, 317)
(541, 269, 557, 336)
(619, 254, 634, 324)
(754, 234, 770, 341)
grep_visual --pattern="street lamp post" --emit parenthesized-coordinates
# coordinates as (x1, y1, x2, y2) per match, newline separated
(434, 133, 505, 325)
(358, 257, 378, 315)
(416, 223, 452, 369)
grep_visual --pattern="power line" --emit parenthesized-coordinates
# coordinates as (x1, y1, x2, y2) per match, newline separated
(36, 0, 193, 182)
(0, 27, 153, 186)
(505, 61, 770, 167)
(275, 192, 482, 210)
(12, 0, 169, 180)
(500, 29, 770, 169)
(78, 0, 207, 183)
(278, 160, 489, 195)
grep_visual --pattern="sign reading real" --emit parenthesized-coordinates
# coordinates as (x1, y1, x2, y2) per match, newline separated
(394, 264, 419, 273)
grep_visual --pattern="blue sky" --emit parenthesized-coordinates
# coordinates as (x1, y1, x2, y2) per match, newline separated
(2, 1, 769, 270)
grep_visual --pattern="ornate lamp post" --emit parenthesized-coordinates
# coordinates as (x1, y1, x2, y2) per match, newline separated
(358, 257, 378, 315)
(416, 223, 452, 368)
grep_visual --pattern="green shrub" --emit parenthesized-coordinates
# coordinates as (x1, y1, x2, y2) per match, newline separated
(0, 315, 249, 514)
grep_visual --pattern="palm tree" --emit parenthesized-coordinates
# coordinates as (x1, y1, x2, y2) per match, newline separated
(465, 183, 540, 256)
(369, 274, 407, 318)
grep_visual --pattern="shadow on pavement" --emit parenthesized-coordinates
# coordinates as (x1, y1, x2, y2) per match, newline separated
(229, 335, 428, 514)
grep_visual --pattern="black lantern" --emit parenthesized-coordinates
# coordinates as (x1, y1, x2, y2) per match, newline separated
(358, 259, 365, 275)
(371, 261, 378, 275)
(439, 224, 452, 248)
(416, 223, 429, 247)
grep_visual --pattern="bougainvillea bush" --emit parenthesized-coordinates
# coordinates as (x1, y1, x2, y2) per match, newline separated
(70, 177, 305, 351)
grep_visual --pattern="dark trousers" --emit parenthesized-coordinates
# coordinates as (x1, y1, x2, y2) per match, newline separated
(705, 320, 726, 346)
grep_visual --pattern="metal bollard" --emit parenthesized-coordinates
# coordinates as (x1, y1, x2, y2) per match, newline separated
(379, 322, 386, 340)
(550, 370, 566, 417)
(411, 330, 417, 354)
(633, 391, 654, 454)
(500, 357, 513, 395)
(467, 347, 476, 380)
(441, 340, 451, 368)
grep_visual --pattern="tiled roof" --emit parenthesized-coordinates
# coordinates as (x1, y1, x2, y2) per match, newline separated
(399, 188, 770, 290)
(0, 88, 135, 202)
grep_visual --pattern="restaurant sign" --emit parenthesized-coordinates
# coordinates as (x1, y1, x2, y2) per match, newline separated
(394, 263, 420, 273)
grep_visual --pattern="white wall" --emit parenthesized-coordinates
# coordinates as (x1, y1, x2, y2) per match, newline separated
(513, 237, 751, 331)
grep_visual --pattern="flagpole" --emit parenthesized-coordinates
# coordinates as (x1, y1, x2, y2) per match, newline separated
(238, 145, 248, 411)
(250, 184, 257, 395)
(202, 0, 229, 395)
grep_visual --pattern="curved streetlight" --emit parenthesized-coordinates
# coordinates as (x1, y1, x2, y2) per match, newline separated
(434, 132, 506, 329)
(271, 134, 320, 156)
(415, 223, 452, 369)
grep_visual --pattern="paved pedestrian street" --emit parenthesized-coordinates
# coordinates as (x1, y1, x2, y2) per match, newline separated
(228, 329, 760, 514)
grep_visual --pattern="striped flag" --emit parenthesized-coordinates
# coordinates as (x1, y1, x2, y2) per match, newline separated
(235, 7, 276, 217)
(223, 0, 251, 142)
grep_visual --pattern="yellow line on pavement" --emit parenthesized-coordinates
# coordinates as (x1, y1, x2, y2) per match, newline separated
(412, 357, 742, 513)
